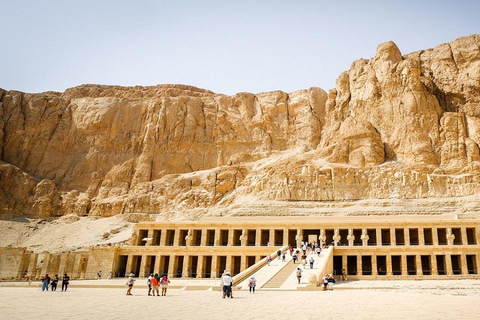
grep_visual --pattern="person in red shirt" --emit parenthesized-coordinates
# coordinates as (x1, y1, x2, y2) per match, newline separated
(150, 275, 160, 296)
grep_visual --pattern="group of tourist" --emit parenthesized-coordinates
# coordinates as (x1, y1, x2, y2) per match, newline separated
(322, 274, 336, 290)
(41, 273, 70, 292)
(126, 272, 171, 296)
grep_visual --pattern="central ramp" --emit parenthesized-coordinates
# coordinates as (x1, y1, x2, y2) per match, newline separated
(261, 259, 298, 288)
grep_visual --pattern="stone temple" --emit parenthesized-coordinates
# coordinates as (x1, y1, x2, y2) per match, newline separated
(1, 34, 480, 288)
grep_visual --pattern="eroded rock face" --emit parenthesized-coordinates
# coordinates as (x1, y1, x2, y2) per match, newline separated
(1, 35, 479, 217)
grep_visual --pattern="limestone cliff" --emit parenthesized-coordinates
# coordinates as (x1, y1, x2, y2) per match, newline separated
(1, 34, 479, 218)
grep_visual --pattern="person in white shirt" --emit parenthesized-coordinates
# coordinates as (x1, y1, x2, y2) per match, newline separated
(222, 272, 233, 298)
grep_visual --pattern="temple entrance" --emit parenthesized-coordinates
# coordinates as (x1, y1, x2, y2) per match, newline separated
(466, 255, 477, 274)
(232, 256, 241, 276)
(362, 256, 372, 275)
(421, 255, 431, 275)
(436, 255, 446, 275)
(288, 230, 296, 246)
(303, 229, 320, 245)
(115, 255, 128, 277)
(347, 256, 357, 275)
(392, 255, 401, 275)
(203, 256, 212, 278)
(333, 256, 343, 276)
(160, 256, 170, 276)
(217, 256, 227, 276)
(407, 255, 416, 275)
(174, 256, 184, 278)
(189, 256, 198, 278)
(376, 256, 387, 275)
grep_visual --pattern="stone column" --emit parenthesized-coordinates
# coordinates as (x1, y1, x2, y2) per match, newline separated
(476, 255, 480, 275)
(333, 229, 341, 246)
(401, 255, 408, 276)
(200, 229, 208, 246)
(404, 229, 410, 246)
(361, 229, 369, 247)
(139, 255, 147, 277)
(376, 229, 382, 246)
(225, 256, 232, 274)
(214, 230, 220, 246)
(357, 255, 362, 276)
(211, 255, 218, 278)
(167, 256, 175, 278)
(240, 255, 247, 272)
(390, 228, 396, 246)
(27, 253, 38, 278)
(159, 229, 167, 246)
(72, 254, 84, 279)
(445, 254, 453, 275)
(154, 254, 161, 275)
(416, 255, 423, 276)
(342, 255, 348, 276)
(255, 229, 261, 246)
(196, 256, 204, 278)
(461, 228, 468, 246)
(432, 227, 439, 245)
(182, 255, 190, 278)
(372, 256, 378, 276)
(227, 229, 234, 246)
(431, 255, 438, 275)
(475, 227, 480, 245)
(460, 254, 469, 275)
(283, 228, 289, 246)
(386, 255, 392, 276)
(269, 229, 275, 246)
(146, 229, 154, 246)
(40, 252, 51, 277)
(173, 230, 181, 246)
(347, 229, 355, 247)
(418, 228, 425, 246)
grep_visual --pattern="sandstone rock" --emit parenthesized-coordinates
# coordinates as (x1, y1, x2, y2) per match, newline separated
(1, 34, 480, 218)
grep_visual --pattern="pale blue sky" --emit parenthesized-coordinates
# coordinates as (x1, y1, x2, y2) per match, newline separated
(1, 0, 479, 95)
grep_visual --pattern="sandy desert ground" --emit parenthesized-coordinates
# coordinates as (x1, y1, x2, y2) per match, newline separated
(1, 280, 479, 320)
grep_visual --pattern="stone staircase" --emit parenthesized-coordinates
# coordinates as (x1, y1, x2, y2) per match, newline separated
(261, 259, 299, 288)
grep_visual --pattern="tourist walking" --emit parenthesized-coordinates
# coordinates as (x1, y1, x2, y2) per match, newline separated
(151, 274, 160, 296)
(292, 252, 297, 264)
(222, 272, 233, 298)
(147, 273, 153, 295)
(248, 276, 257, 293)
(296, 268, 303, 284)
(282, 252, 286, 262)
(61, 274, 70, 291)
(316, 247, 321, 257)
(309, 257, 315, 269)
(342, 268, 347, 281)
(97, 270, 102, 279)
(289, 245, 293, 256)
(322, 274, 329, 290)
(51, 274, 59, 291)
(41, 274, 50, 291)
(277, 249, 281, 259)
(160, 274, 170, 296)
(266, 254, 272, 266)
(126, 273, 135, 295)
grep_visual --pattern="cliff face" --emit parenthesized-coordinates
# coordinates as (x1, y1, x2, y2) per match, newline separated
(1, 34, 479, 217)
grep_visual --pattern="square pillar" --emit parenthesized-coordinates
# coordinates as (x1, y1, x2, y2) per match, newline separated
(461, 228, 468, 246)
(404, 229, 410, 246)
(460, 254, 469, 275)
(167, 255, 175, 278)
(196, 256, 204, 278)
(240, 229, 247, 246)
(431, 255, 438, 275)
(40, 252, 51, 276)
(227, 229, 234, 246)
(225, 256, 232, 274)
(432, 227, 439, 245)
(416, 255, 423, 276)
(139, 255, 147, 277)
(146, 229, 154, 246)
(159, 229, 167, 246)
(357, 255, 362, 276)
(240, 255, 247, 272)
(57, 253, 70, 277)
(390, 228, 396, 246)
(200, 229, 208, 246)
(182, 255, 190, 278)
(269, 229, 275, 246)
(418, 228, 425, 246)
(211, 255, 218, 278)
(27, 253, 38, 278)
(376, 229, 382, 247)
(342, 255, 348, 275)
(154, 254, 161, 274)
(372, 256, 378, 276)
(296, 229, 303, 248)
(386, 255, 392, 276)
(445, 254, 453, 275)
(283, 228, 289, 246)
(401, 255, 408, 276)
(255, 228, 261, 246)
(173, 230, 181, 246)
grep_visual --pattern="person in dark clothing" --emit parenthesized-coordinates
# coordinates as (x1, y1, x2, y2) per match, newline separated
(276, 249, 281, 260)
(51, 274, 59, 291)
(62, 274, 70, 292)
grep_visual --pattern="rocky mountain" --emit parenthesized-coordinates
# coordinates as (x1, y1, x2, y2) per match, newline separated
(1, 34, 479, 218)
